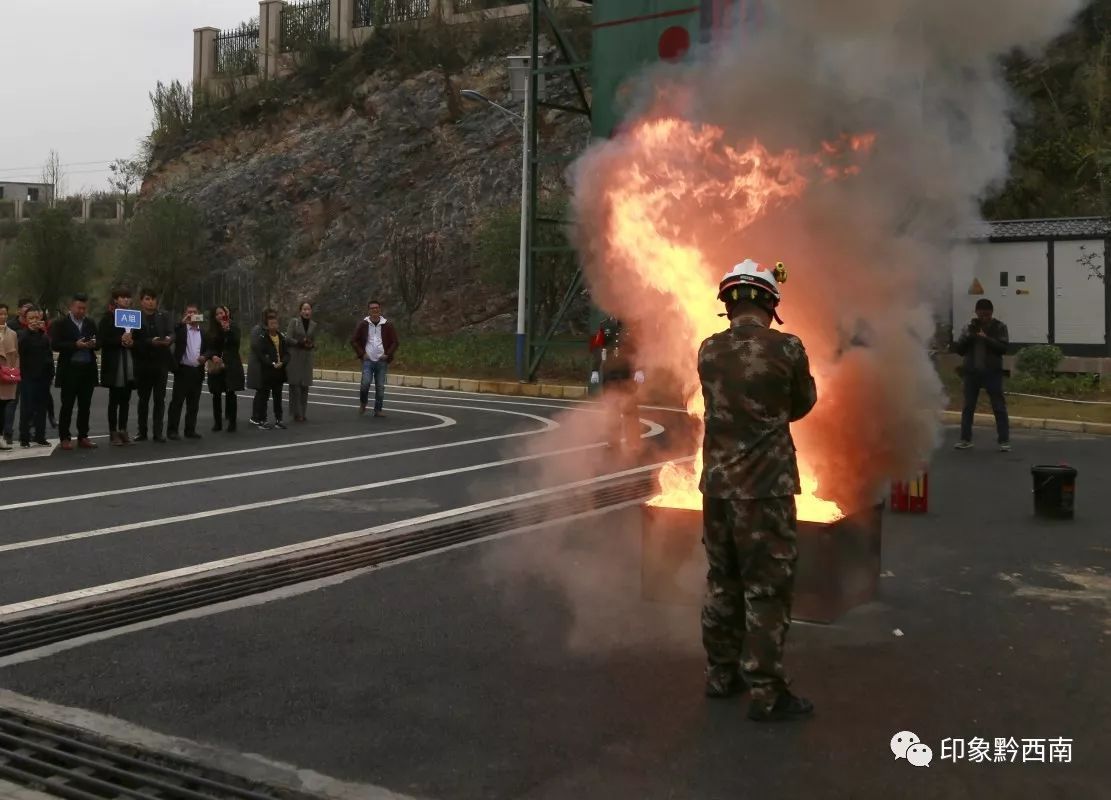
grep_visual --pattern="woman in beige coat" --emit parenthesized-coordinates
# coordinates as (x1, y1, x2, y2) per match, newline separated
(0, 304, 20, 451)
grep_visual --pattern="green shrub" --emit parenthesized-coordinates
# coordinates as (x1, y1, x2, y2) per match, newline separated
(1014, 344, 1063, 379)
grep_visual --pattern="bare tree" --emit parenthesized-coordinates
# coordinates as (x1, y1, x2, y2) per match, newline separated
(108, 156, 145, 218)
(40, 149, 65, 204)
(385, 221, 441, 330)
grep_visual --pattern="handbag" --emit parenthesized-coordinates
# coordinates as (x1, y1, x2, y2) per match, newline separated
(0, 365, 20, 384)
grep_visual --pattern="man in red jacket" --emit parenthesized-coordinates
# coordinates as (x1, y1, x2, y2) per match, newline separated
(350, 300, 399, 417)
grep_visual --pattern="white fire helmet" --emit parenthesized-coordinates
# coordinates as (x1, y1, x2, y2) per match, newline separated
(717, 259, 787, 323)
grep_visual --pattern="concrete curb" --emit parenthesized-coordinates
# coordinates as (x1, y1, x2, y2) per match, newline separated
(938, 410, 1111, 436)
(313, 368, 589, 400)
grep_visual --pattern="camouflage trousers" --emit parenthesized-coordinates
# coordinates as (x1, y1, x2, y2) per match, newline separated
(701, 495, 798, 709)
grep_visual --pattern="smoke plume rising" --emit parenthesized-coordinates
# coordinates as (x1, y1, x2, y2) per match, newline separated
(568, 0, 1091, 512)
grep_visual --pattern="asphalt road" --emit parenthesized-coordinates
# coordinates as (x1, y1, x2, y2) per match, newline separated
(0, 422, 1107, 799)
(0, 379, 688, 608)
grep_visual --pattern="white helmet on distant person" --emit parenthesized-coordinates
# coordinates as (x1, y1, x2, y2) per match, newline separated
(716, 259, 787, 323)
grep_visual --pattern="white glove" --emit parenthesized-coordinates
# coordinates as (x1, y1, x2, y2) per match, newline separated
(590, 371, 600, 385)
(634, 370, 645, 384)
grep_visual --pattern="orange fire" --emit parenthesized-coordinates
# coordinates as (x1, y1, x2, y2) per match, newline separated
(595, 118, 873, 523)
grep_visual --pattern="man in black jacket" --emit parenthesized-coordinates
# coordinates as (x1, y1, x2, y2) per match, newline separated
(51, 294, 99, 450)
(133, 288, 175, 442)
(953, 298, 1010, 451)
(167, 303, 209, 440)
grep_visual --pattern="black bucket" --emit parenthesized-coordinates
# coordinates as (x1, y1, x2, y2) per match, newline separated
(1031, 464, 1077, 519)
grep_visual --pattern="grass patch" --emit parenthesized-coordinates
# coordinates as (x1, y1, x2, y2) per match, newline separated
(937, 365, 1111, 424)
(311, 332, 592, 383)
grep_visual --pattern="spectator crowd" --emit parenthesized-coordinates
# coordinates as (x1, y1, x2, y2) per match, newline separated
(0, 291, 399, 451)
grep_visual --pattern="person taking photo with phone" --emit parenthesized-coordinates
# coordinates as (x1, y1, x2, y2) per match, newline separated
(953, 298, 1011, 451)
(167, 304, 209, 440)
(51, 293, 99, 450)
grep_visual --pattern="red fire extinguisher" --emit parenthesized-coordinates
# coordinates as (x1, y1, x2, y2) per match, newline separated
(890, 466, 929, 513)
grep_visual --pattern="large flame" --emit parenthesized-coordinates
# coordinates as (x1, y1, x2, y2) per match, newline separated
(590, 117, 873, 523)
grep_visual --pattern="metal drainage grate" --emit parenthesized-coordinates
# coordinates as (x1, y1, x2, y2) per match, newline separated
(0, 475, 656, 659)
(0, 709, 314, 799)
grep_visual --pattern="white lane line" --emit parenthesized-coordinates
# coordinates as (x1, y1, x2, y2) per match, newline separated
(0, 456, 686, 617)
(313, 378, 690, 414)
(0, 409, 455, 485)
(0, 423, 667, 556)
(0, 406, 558, 514)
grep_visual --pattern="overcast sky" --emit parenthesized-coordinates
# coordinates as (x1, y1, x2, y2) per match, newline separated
(0, 1, 255, 195)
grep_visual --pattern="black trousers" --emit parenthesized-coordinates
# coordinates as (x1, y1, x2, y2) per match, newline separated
(107, 387, 132, 432)
(168, 366, 204, 435)
(18, 377, 51, 444)
(252, 378, 284, 423)
(59, 364, 97, 441)
(136, 366, 168, 437)
(212, 392, 238, 430)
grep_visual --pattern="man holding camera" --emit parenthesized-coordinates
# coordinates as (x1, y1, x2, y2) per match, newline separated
(52, 293, 99, 450)
(167, 304, 209, 440)
(953, 298, 1010, 451)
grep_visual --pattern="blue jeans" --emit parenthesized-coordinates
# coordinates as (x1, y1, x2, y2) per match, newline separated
(360, 359, 388, 411)
(960, 369, 1009, 443)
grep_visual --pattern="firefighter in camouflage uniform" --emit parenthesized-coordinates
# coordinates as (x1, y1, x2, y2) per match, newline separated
(589, 316, 644, 453)
(697, 258, 818, 722)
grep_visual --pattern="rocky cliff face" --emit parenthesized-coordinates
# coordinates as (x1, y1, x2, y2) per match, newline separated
(141, 36, 590, 337)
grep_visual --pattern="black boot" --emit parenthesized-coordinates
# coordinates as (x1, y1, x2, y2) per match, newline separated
(748, 691, 814, 722)
(211, 396, 222, 432)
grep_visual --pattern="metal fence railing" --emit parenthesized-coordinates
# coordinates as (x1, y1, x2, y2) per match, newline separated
(281, 0, 330, 51)
(452, 0, 525, 12)
(215, 23, 260, 75)
(354, 0, 431, 28)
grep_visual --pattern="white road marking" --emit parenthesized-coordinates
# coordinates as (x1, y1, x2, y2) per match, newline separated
(314, 378, 690, 414)
(0, 424, 668, 556)
(0, 406, 558, 513)
(0, 457, 686, 618)
(0, 409, 455, 484)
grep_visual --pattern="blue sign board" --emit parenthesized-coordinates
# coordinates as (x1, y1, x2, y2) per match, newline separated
(115, 308, 142, 330)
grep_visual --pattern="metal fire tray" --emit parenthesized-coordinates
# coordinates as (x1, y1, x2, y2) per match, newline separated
(640, 502, 883, 624)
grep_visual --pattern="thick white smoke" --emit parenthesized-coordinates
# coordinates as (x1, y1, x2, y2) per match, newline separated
(568, 0, 1091, 512)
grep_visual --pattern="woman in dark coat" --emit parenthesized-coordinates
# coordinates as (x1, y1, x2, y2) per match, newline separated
(204, 306, 245, 432)
(98, 288, 137, 446)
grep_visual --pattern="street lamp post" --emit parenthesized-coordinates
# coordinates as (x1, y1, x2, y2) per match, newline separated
(461, 56, 540, 382)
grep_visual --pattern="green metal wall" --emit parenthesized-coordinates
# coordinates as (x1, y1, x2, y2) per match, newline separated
(590, 0, 703, 138)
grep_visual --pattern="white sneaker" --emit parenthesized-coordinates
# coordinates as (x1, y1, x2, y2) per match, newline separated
(954, 440, 972, 449)
(999, 442, 1011, 452)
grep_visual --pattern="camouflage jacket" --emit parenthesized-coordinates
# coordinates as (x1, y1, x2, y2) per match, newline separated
(697, 316, 817, 499)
